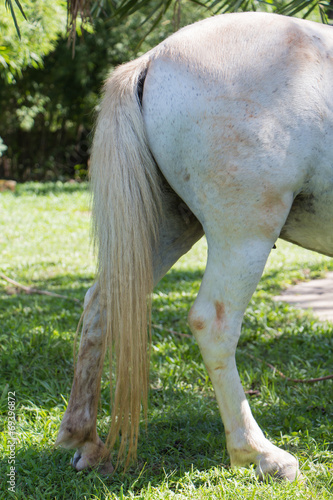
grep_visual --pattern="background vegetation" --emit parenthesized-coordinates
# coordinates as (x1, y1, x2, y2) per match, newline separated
(1, 0, 333, 181)
(0, 184, 332, 499)
(0, 1, 207, 181)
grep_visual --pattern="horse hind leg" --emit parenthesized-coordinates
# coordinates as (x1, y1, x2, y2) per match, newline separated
(55, 283, 113, 473)
(188, 202, 299, 481)
(56, 190, 203, 472)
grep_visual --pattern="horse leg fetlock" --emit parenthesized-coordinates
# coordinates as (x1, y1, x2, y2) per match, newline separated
(255, 446, 299, 481)
(56, 401, 97, 448)
(228, 431, 299, 481)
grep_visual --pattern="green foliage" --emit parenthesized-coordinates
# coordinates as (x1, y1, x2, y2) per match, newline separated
(0, 184, 332, 498)
(0, 0, 67, 83)
(0, 1, 205, 181)
(4, 0, 27, 39)
(0, 0, 331, 181)
(90, 0, 332, 27)
(66, 0, 332, 29)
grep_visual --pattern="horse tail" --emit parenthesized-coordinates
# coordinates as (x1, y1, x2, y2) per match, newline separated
(89, 55, 162, 467)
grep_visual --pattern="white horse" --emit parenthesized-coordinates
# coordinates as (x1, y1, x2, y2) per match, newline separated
(56, 12, 333, 480)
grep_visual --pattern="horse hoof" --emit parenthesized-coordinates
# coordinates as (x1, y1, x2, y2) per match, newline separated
(97, 461, 114, 475)
(71, 450, 114, 474)
(71, 450, 82, 469)
(255, 450, 299, 482)
(70, 440, 114, 474)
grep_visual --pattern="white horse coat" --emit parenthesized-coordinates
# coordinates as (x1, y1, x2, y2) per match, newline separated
(56, 12, 333, 480)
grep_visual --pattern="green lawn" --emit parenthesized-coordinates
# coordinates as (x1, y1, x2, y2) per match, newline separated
(0, 183, 332, 499)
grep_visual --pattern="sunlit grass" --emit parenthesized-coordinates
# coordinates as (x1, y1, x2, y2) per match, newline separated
(0, 183, 332, 499)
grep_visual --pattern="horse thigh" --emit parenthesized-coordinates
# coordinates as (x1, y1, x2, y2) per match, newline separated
(153, 185, 203, 285)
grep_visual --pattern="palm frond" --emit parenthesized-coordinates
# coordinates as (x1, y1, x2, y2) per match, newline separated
(7, 0, 332, 44)
(269, 0, 328, 21)
(5, 0, 27, 39)
(109, 0, 332, 24)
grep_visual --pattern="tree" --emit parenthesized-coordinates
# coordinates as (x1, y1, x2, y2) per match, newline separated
(1, 0, 331, 181)
(0, 1, 66, 170)
(4, 0, 333, 40)
(0, 1, 203, 180)
(66, 0, 333, 26)
(1, 1, 67, 83)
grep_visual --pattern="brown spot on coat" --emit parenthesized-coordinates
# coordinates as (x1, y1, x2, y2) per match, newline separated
(215, 301, 225, 322)
(238, 448, 253, 455)
(192, 319, 205, 331)
(230, 447, 253, 455)
(188, 307, 205, 331)
(214, 364, 226, 371)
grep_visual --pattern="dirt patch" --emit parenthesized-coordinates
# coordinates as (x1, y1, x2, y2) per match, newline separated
(274, 272, 333, 322)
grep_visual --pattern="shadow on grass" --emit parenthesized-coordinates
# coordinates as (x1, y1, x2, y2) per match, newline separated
(0, 411, 228, 498)
(1, 275, 91, 302)
(0, 267, 332, 497)
(13, 181, 89, 197)
(0, 276, 92, 414)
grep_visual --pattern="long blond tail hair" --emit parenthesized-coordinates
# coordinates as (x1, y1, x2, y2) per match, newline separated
(90, 55, 162, 467)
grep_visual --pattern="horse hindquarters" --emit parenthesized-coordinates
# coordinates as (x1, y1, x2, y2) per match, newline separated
(144, 118, 300, 479)
(141, 17, 325, 479)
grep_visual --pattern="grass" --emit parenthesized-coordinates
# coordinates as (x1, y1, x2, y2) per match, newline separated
(0, 182, 332, 499)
